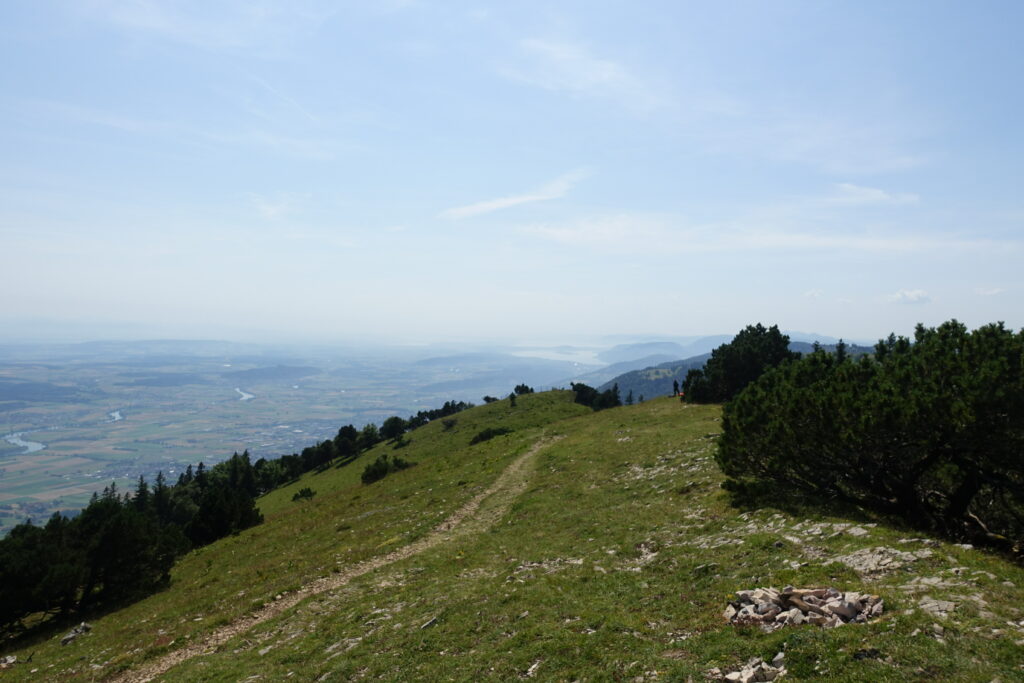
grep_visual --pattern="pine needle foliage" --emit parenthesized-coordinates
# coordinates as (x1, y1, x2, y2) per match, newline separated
(717, 320, 1024, 551)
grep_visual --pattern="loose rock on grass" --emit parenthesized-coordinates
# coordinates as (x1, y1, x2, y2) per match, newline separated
(708, 651, 787, 682)
(60, 622, 92, 646)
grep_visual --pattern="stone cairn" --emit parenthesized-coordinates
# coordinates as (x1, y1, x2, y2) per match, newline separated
(724, 586, 883, 630)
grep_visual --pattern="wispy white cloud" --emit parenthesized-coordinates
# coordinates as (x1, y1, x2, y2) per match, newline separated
(734, 231, 964, 252)
(212, 128, 337, 160)
(975, 287, 1005, 296)
(82, 0, 335, 52)
(15, 98, 170, 134)
(687, 102, 928, 174)
(247, 192, 310, 220)
(824, 183, 919, 206)
(803, 289, 825, 299)
(520, 213, 1008, 255)
(886, 289, 931, 305)
(501, 39, 662, 113)
(246, 74, 319, 125)
(520, 214, 666, 248)
(757, 115, 926, 174)
(18, 98, 337, 160)
(439, 169, 590, 220)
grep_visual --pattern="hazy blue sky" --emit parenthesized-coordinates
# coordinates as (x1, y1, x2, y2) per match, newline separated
(2, 1, 1022, 344)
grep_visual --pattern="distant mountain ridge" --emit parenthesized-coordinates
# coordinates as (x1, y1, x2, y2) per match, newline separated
(600, 340, 874, 399)
(595, 337, 732, 365)
(550, 354, 679, 390)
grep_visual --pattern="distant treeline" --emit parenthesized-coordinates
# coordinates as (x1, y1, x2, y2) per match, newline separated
(0, 397, 476, 637)
(570, 382, 622, 411)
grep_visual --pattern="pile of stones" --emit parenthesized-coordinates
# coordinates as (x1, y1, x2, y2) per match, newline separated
(724, 586, 883, 629)
(708, 652, 787, 682)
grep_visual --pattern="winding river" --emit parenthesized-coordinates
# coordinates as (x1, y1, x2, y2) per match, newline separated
(3, 431, 46, 454)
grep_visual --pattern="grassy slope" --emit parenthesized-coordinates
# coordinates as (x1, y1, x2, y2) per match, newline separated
(7, 393, 1024, 681)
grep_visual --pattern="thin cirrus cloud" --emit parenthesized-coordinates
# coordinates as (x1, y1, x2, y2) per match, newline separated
(520, 214, 667, 249)
(692, 102, 927, 175)
(500, 39, 663, 113)
(439, 169, 590, 220)
(521, 213, 1001, 255)
(501, 39, 923, 174)
(247, 192, 312, 220)
(975, 287, 1005, 296)
(824, 183, 919, 206)
(84, 0, 335, 51)
(18, 98, 337, 161)
(758, 117, 926, 175)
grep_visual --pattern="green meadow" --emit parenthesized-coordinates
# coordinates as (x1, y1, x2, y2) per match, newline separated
(5, 393, 1024, 681)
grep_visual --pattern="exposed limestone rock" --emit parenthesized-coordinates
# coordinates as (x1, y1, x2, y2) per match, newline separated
(708, 652, 787, 681)
(789, 520, 877, 537)
(900, 575, 963, 592)
(919, 596, 957, 617)
(897, 537, 941, 547)
(60, 621, 92, 646)
(507, 557, 584, 582)
(0, 655, 16, 670)
(833, 546, 933, 576)
(724, 586, 883, 630)
(618, 541, 661, 572)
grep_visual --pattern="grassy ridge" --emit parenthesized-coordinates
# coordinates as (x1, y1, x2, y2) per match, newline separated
(6, 393, 1024, 681)
(6, 391, 586, 679)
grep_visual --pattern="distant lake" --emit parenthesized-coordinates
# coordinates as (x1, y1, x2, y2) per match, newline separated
(235, 388, 255, 401)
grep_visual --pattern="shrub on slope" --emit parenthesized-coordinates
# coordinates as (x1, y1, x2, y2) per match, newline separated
(683, 324, 798, 403)
(717, 320, 1024, 550)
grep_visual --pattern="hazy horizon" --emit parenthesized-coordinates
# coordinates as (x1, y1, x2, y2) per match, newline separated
(2, 2, 1022, 344)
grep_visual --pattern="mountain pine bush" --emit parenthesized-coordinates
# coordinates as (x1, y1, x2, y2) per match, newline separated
(717, 320, 1024, 550)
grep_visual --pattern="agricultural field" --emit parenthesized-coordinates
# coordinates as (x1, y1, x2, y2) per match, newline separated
(0, 340, 597, 534)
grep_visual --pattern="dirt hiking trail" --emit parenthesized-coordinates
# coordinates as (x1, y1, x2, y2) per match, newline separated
(113, 435, 563, 682)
